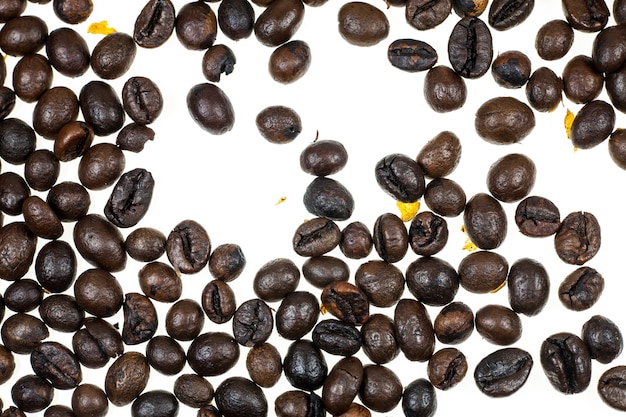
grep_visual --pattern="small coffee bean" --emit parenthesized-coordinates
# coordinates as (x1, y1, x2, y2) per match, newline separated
(554, 211, 601, 265)
(474, 347, 533, 397)
(558, 266, 604, 311)
(598, 366, 626, 411)
(0, 15, 47, 56)
(218, 0, 255, 41)
(427, 347, 468, 390)
(175, 1, 218, 50)
(12, 53, 52, 103)
(354, 260, 404, 308)
(232, 298, 274, 347)
(71, 383, 109, 417)
(475, 304, 522, 345)
(394, 298, 435, 362)
(408, 210, 448, 256)
(53, 121, 94, 162)
(591, 24, 626, 73)
(38, 294, 83, 333)
(256, 105, 302, 144)
(22, 195, 64, 240)
(166, 219, 211, 274)
(253, 257, 300, 302)
(474, 96, 535, 144)
(254, 0, 304, 46)
(269, 40, 311, 84)
(433, 301, 474, 345)
(74, 268, 124, 318)
(340, 221, 373, 259)
(609, 129, 626, 170)
(570, 100, 615, 149)
(463, 192, 507, 249)
(165, 298, 205, 341)
(4, 278, 42, 313)
(276, 291, 319, 340)
(607, 65, 626, 113)
(24, 149, 60, 192)
(173, 373, 214, 409)
(187, 83, 235, 135)
(406, 255, 459, 306)
(276, 391, 325, 417)
(406, 0, 452, 30)
(375, 153, 425, 203)
(122, 292, 158, 345)
(540, 332, 592, 394)
(423, 65, 467, 112)
(30, 341, 82, 389)
(535, 19, 574, 60)
(322, 356, 363, 415)
(0, 87, 16, 120)
(104, 168, 155, 228)
(53, 0, 93, 24)
(302, 255, 350, 289)
(562, 0, 609, 32)
(214, 377, 268, 417)
(491, 50, 531, 88)
(581, 315, 623, 364)
(372, 212, 409, 263)
(417, 131, 462, 178)
(133, 0, 176, 48)
(202, 44, 236, 82)
(303, 176, 355, 221)
(387, 38, 438, 72)
(292, 217, 341, 257)
(105, 351, 150, 407)
(0, 0, 26, 23)
(562, 55, 603, 104)
(0, 222, 37, 281)
(338, 1, 389, 46)
(145, 335, 186, 375)
(424, 177, 466, 217)
(361, 314, 399, 364)
(90, 32, 136, 80)
(72, 317, 124, 369)
(79, 81, 125, 136)
(34, 86, 80, 140)
(246, 343, 282, 388)
(122, 76, 163, 125)
(300, 139, 348, 176)
(187, 332, 240, 376)
(0, 172, 31, 216)
(125, 227, 166, 263)
(487, 153, 536, 203)
(458, 250, 509, 293)
(402, 378, 437, 417)
(515, 195, 561, 237)
(47, 181, 90, 222)
(0, 118, 36, 164)
(73, 214, 127, 272)
(507, 257, 550, 316)
(11, 374, 53, 413)
(131, 390, 179, 417)
(525, 66, 563, 113)
(312, 319, 362, 357)
(488, 0, 534, 30)
(116, 123, 155, 152)
(448, 16, 493, 78)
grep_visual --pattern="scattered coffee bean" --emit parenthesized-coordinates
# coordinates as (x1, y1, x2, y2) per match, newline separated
(474, 347, 533, 397)
(540, 332, 592, 394)
(558, 266, 604, 311)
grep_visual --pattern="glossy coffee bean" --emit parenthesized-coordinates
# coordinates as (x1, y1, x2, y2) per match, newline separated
(253, 257, 300, 302)
(166, 219, 211, 274)
(406, 0, 452, 30)
(275, 390, 324, 417)
(215, 377, 268, 417)
(200, 279, 236, 325)
(53, 121, 94, 162)
(30, 341, 81, 389)
(131, 390, 179, 417)
(90, 32, 136, 80)
(448, 16, 493, 78)
(427, 347, 467, 390)
(21, 195, 63, 240)
(79, 81, 125, 136)
(116, 123, 155, 152)
(554, 211, 601, 265)
(486, 153, 536, 203)
(525, 66, 563, 113)
(488, 0, 534, 30)
(283, 339, 327, 391)
(424, 65, 467, 112)
(359, 364, 403, 413)
(11, 374, 53, 413)
(0, 15, 48, 56)
(45, 27, 90, 77)
(71, 383, 109, 417)
(256, 105, 302, 144)
(361, 314, 399, 364)
(24, 149, 59, 192)
(175, 1, 217, 50)
(126, 227, 166, 263)
(581, 315, 623, 364)
(173, 373, 214, 409)
(0, 222, 37, 281)
(12, 53, 52, 103)
(33, 86, 80, 140)
(558, 266, 604, 311)
(475, 304, 522, 345)
(38, 294, 83, 333)
(535, 19, 574, 60)
(302, 255, 350, 289)
(312, 319, 362, 357)
(463, 193, 507, 250)
(458, 250, 508, 293)
(218, 0, 255, 41)
(104, 168, 154, 228)
(570, 100, 615, 149)
(232, 298, 274, 347)
(0, 118, 35, 164)
(340, 221, 373, 259)
(73, 214, 126, 272)
(372, 212, 409, 263)
(474, 347, 533, 397)
(165, 298, 205, 341)
(507, 257, 550, 316)
(562, 55, 603, 104)
(0, 172, 30, 215)
(145, 335, 186, 375)
(491, 50, 531, 89)
(540, 332, 592, 394)
(74, 268, 123, 318)
(303, 177, 355, 221)
(293, 217, 341, 257)
(387, 38, 438, 72)
(562, 0, 609, 32)
(474, 96, 535, 144)
(322, 356, 363, 415)
(4, 278, 42, 313)
(300, 139, 348, 176)
(515, 195, 561, 237)
(122, 292, 158, 345)
(408, 211, 448, 256)
(105, 351, 150, 406)
(394, 298, 435, 362)
(609, 129, 626, 170)
(187, 83, 235, 135)
(375, 153, 425, 203)
(338, 1, 389, 46)
(607, 65, 626, 113)
(406, 256, 459, 306)
(72, 317, 123, 369)
(122, 76, 163, 125)
(1, 313, 48, 354)
(246, 343, 282, 388)
(599, 366, 626, 411)
(354, 260, 404, 308)
(433, 301, 474, 345)
(47, 181, 90, 222)
(269, 40, 311, 84)
(417, 131, 462, 178)
(276, 291, 319, 340)
(133, 0, 176, 48)
(592, 24, 626, 73)
(187, 332, 240, 376)
(53, 0, 93, 24)
(424, 177, 466, 217)
(402, 378, 437, 417)
(321, 281, 370, 326)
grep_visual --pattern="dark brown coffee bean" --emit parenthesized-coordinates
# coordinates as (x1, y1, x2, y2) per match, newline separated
(554, 211, 601, 265)
(0, 172, 30, 215)
(232, 298, 273, 347)
(293, 216, 341, 257)
(122, 292, 158, 345)
(53, 121, 94, 162)
(474, 96, 535, 144)
(405, 0, 452, 30)
(607, 64, 626, 113)
(488, 0, 534, 30)
(581, 315, 623, 364)
(22, 195, 63, 240)
(4, 278, 42, 313)
(173, 373, 214, 408)
(126, 227, 166, 262)
(337, 1, 389, 46)
(256, 105, 302, 144)
(591, 24, 626, 73)
(187, 332, 240, 376)
(0, 86, 16, 120)
(11, 374, 53, 413)
(201, 279, 236, 324)
(354, 260, 404, 308)
(53, 0, 93, 24)
(276, 291, 319, 340)
(246, 343, 282, 388)
(417, 131, 462, 178)
(38, 294, 83, 333)
(322, 356, 363, 415)
(491, 50, 531, 89)
(133, 0, 176, 48)
(0, 15, 47, 56)
(300, 139, 348, 176)
(207, 243, 245, 282)
(609, 129, 626, 170)
(474, 347, 533, 397)
(394, 298, 435, 362)
(562, 0, 609, 32)
(33, 86, 79, 140)
(166, 219, 211, 274)
(558, 266, 604, 311)
(433, 301, 474, 344)
(375, 153, 425, 203)
(507, 257, 550, 316)
(616, 0, 626, 23)
(359, 364, 402, 413)
(599, 366, 626, 411)
(187, 83, 235, 135)
(116, 123, 155, 152)
(214, 376, 268, 417)
(408, 211, 448, 256)
(321, 281, 370, 326)
(1, 313, 48, 354)
(448, 16, 493, 78)
(570, 100, 615, 149)
(340, 221, 372, 259)
(121, 76, 163, 126)
(406, 255, 459, 306)
(104, 168, 154, 228)
(427, 347, 467, 390)
(525, 66, 563, 112)
(73, 214, 127, 272)
(131, 390, 179, 417)
(540, 332, 592, 394)
(201, 44, 236, 83)
(253, 257, 299, 302)
(303, 176, 355, 221)
(424, 177, 466, 217)
(105, 351, 150, 406)
(373, 212, 409, 263)
(424, 65, 467, 112)
(145, 335, 186, 375)
(175, 1, 218, 50)
(72, 317, 124, 369)
(269, 40, 311, 84)
(464, 192, 507, 249)
(0, 222, 36, 281)
(312, 318, 362, 357)
(24, 149, 59, 192)
(361, 314, 399, 364)
(402, 378, 437, 417)
(71, 383, 109, 417)
(79, 80, 125, 136)
(165, 298, 205, 341)
(535, 19, 574, 60)
(487, 153, 536, 203)
(254, 0, 304, 46)
(302, 255, 350, 289)
(388, 38, 437, 72)
(90, 32, 136, 80)
(218, 0, 255, 41)
(0, 0, 26, 23)
(45, 27, 90, 77)
(47, 181, 90, 222)
(458, 250, 508, 293)
(475, 304, 522, 345)
(12, 53, 52, 103)
(0, 118, 35, 164)
(30, 341, 81, 389)
(562, 55, 603, 104)
(515, 195, 561, 237)
(74, 268, 123, 318)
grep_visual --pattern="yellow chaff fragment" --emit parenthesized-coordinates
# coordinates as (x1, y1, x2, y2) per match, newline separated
(396, 200, 420, 222)
(490, 280, 507, 293)
(460, 225, 478, 252)
(275, 196, 287, 205)
(564, 108, 575, 139)
(88, 21, 116, 35)
(320, 304, 327, 314)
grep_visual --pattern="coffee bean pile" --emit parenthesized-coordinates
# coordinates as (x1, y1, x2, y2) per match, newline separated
(0, 1, 626, 417)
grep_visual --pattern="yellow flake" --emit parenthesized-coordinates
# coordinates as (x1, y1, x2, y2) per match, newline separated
(320, 304, 327, 314)
(88, 21, 117, 35)
(275, 196, 287, 205)
(490, 280, 507, 293)
(460, 225, 477, 252)
(396, 200, 420, 222)
(564, 108, 574, 139)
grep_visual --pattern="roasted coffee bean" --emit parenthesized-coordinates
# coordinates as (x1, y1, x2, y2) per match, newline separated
(122, 76, 163, 125)
(53, 0, 93, 24)
(22, 195, 64, 240)
(38, 294, 84, 333)
(507, 257, 549, 316)
(73, 214, 127, 272)
(0, 0, 26, 23)
(599, 366, 626, 411)
(214, 376, 268, 417)
(165, 298, 205, 341)
(104, 168, 154, 228)
(207, 243, 245, 282)
(570, 100, 615, 149)
(300, 139, 348, 176)
(375, 153, 425, 203)
(408, 211, 448, 256)
(43, 404, 75, 417)
(293, 216, 341, 257)
(475, 304, 522, 345)
(312, 319, 362, 357)
(131, 390, 179, 417)
(562, 55, 603, 104)
(0, 172, 30, 215)
(187, 82, 235, 135)
(581, 315, 623, 364)
(145, 335, 186, 375)
(232, 298, 274, 347)
(125, 227, 166, 263)
(0, 87, 15, 120)
(591, 24, 626, 73)
(246, 343, 282, 388)
(166, 219, 211, 274)
(535, 19, 574, 60)
(452, 0, 487, 17)
(0, 118, 36, 164)
(175, 1, 217, 50)
(372, 212, 409, 263)
(554, 211, 601, 265)
(47, 181, 90, 222)
(525, 66, 563, 112)
(12, 53, 52, 103)
(402, 378, 437, 417)
(562, 0, 609, 32)
(540, 332, 592, 394)
(340, 221, 373, 259)
(45, 27, 90, 77)
(253, 257, 300, 302)
(406, 256, 459, 306)
(269, 40, 311, 84)
(458, 250, 508, 293)
(405, 0, 452, 30)
(0, 15, 47, 56)
(607, 65, 626, 113)
(488, 0, 534, 30)
(322, 356, 363, 415)
(394, 298, 435, 362)
(90, 32, 136, 80)
(434, 301, 474, 345)
(302, 255, 350, 289)
(424, 177, 466, 217)
(609, 129, 626, 170)
(486, 153, 536, 203)
(53, 121, 94, 162)
(616, 0, 626, 24)
(202, 44, 236, 82)
(33, 86, 80, 140)
(1, 313, 48, 354)
(359, 364, 403, 413)
(72, 317, 124, 369)
(321, 281, 370, 326)
(515, 195, 561, 237)
(79, 80, 125, 136)
(24, 149, 59, 192)
(11, 374, 53, 413)
(187, 332, 240, 376)
(276, 391, 326, 417)
(559, 266, 604, 311)
(474, 96, 535, 144)
(423, 65, 467, 112)
(173, 373, 214, 408)
(303, 176, 355, 220)
(201, 279, 236, 324)
(4, 278, 42, 313)
(71, 383, 109, 417)
(105, 351, 150, 406)
(474, 347, 533, 397)
(491, 50, 531, 88)
(122, 292, 158, 345)
(218, 0, 255, 41)
(0, 222, 37, 281)
(448, 16, 493, 78)
(254, 0, 304, 46)
(74, 268, 123, 318)
(276, 291, 319, 340)
(116, 123, 155, 152)
(464, 192, 507, 249)
(283, 339, 327, 391)
(354, 260, 404, 308)
(387, 38, 438, 72)
(133, 0, 176, 48)
(427, 347, 467, 390)
(338, 1, 388, 46)
(361, 314, 399, 364)
(256, 105, 302, 144)
(30, 341, 81, 389)
(417, 131, 462, 178)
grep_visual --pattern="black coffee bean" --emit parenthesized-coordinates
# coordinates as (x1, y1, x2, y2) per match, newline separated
(187, 83, 235, 135)
(73, 214, 126, 272)
(312, 319, 362, 357)
(166, 219, 211, 274)
(591, 24, 626, 73)
(515, 195, 561, 237)
(186, 332, 240, 377)
(562, 0, 609, 32)
(284, 339, 327, 391)
(256, 105, 302, 144)
(375, 153, 425, 203)
(0, 86, 16, 120)
(463, 192, 507, 249)
(245, 343, 282, 388)
(474, 347, 533, 397)
(105, 351, 150, 407)
(322, 356, 363, 415)
(427, 347, 468, 390)
(22, 195, 64, 240)
(145, 335, 186, 376)
(122, 76, 163, 125)
(486, 153, 536, 203)
(408, 210, 448, 256)
(616, 0, 626, 24)
(423, 65, 467, 112)
(372, 212, 409, 263)
(0, 0, 26, 23)
(448, 16, 493, 78)
(554, 211, 601, 265)
(354, 260, 404, 308)
(394, 298, 435, 362)
(581, 315, 623, 364)
(214, 377, 268, 417)
(299, 139, 348, 176)
(303, 176, 355, 221)
(321, 281, 370, 326)
(218, 0, 255, 41)
(406, 256, 459, 306)
(232, 298, 274, 347)
(253, 257, 300, 302)
(200, 279, 237, 325)
(598, 366, 626, 411)
(405, 0, 452, 30)
(562, 55, 603, 104)
(200, 44, 236, 83)
(361, 314, 400, 364)
(292, 217, 341, 257)
(0, 171, 30, 216)
(387, 38, 438, 72)
(165, 298, 205, 341)
(1, 313, 48, 354)
(338, 1, 389, 46)
(570, 100, 615, 149)
(475, 304, 522, 346)
(276, 291, 319, 340)
(74, 268, 124, 318)
(122, 292, 158, 345)
(433, 301, 474, 345)
(402, 378, 437, 417)
(133, 0, 176, 48)
(38, 294, 84, 333)
(488, 0, 534, 30)
(173, 373, 214, 408)
(0, 222, 37, 281)
(339, 221, 373, 259)
(47, 181, 90, 222)
(0, 118, 36, 165)
(359, 364, 403, 413)
(507, 257, 550, 316)
(104, 168, 154, 228)
(474, 96, 535, 144)
(79, 81, 125, 136)
(558, 266, 604, 311)
(540, 332, 592, 394)
(131, 390, 179, 417)
(175, 1, 218, 50)
(491, 50, 531, 88)
(30, 341, 82, 389)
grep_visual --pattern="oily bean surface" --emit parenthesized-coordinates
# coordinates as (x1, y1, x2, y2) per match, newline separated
(540, 332, 592, 394)
(474, 347, 533, 397)
(554, 211, 601, 265)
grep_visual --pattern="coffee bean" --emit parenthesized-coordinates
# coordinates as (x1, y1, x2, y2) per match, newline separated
(71, 383, 109, 417)
(554, 211, 601, 265)
(45, 27, 90, 77)
(448, 16, 493, 78)
(214, 377, 268, 417)
(1, 313, 48, 354)
(598, 366, 626, 411)
(256, 105, 302, 144)
(72, 317, 124, 369)
(201, 44, 236, 83)
(302, 255, 350, 289)
(53, 0, 93, 24)
(491, 50, 531, 88)
(116, 123, 155, 153)
(73, 214, 127, 272)
(139, 261, 182, 303)
(104, 168, 154, 228)
(34, 86, 80, 140)
(253, 257, 300, 302)
(175, 1, 217, 50)
(408, 210, 448, 256)
(402, 378, 437, 417)
(488, 0, 534, 30)
(133, 0, 176, 48)
(417, 131, 462, 178)
(339, 221, 373, 259)
(122, 292, 158, 345)
(406, 256, 459, 306)
(424, 177, 466, 217)
(187, 332, 240, 376)
(0, 15, 47, 56)
(558, 266, 604, 311)
(474, 347, 533, 397)
(38, 294, 83, 333)
(354, 260, 404, 308)
(200, 280, 237, 325)
(30, 341, 82, 390)
(375, 153, 425, 203)
(0, 222, 37, 281)
(10, 374, 53, 413)
(232, 298, 274, 347)
(187, 83, 235, 135)
(276, 391, 324, 417)
(12, 53, 52, 103)
(165, 298, 205, 341)
(145, 335, 186, 376)
(22, 195, 64, 240)
(458, 250, 509, 293)
(486, 153, 536, 203)
(303, 176, 355, 221)
(507, 257, 550, 316)
(173, 373, 214, 409)
(218, 0, 255, 41)
(475, 304, 522, 345)
(245, 343, 282, 388)
(525, 66, 563, 113)
(293, 216, 341, 257)
(283, 339, 328, 391)
(322, 356, 363, 415)
(338, 1, 389, 46)
(394, 298, 435, 362)
(312, 319, 362, 357)
(359, 364, 403, 413)
(53, 121, 94, 162)
(122, 76, 163, 125)
(535, 19, 574, 60)
(609, 129, 626, 170)
(373, 212, 409, 263)
(4, 278, 42, 313)
(166, 219, 211, 274)
(74, 268, 124, 318)
(90, 32, 136, 80)
(433, 301, 474, 345)
(474, 96, 535, 144)
(0, 172, 30, 215)
(562, 55, 603, 104)
(464, 192, 507, 249)
(0, 118, 35, 164)
(131, 390, 179, 417)
(581, 315, 623, 364)
(269, 40, 311, 84)
(562, 0, 609, 32)
(406, 0, 452, 30)
(423, 65, 467, 112)
(276, 291, 319, 340)
(570, 100, 615, 149)
(47, 181, 91, 222)
(125, 227, 166, 263)
(591, 24, 626, 73)
(255, 0, 305, 46)
(607, 65, 626, 113)
(300, 139, 348, 176)
(321, 281, 370, 326)
(427, 347, 468, 390)
(540, 332, 592, 394)
(0, 86, 15, 120)
(361, 314, 400, 364)
(387, 38, 438, 72)
(105, 351, 150, 407)
(0, 1, 26, 23)
(24, 149, 60, 192)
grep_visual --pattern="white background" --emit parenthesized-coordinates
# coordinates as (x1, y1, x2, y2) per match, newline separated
(3, 0, 626, 416)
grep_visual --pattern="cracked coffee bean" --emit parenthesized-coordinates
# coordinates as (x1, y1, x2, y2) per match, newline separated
(104, 168, 155, 228)
(540, 332, 592, 394)
(474, 347, 533, 397)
